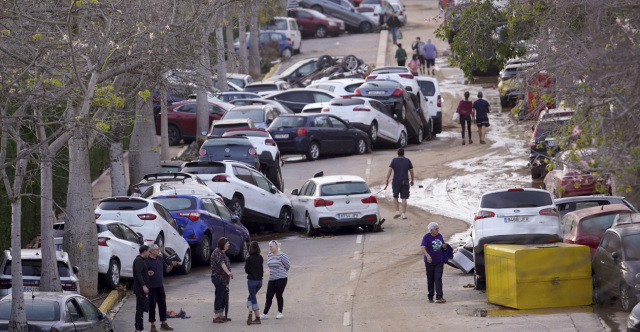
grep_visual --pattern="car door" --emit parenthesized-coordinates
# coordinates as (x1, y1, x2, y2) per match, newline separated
(75, 297, 107, 331)
(106, 223, 139, 278)
(294, 180, 316, 226)
(327, 115, 356, 153)
(294, 10, 314, 34)
(291, 180, 311, 224)
(153, 202, 185, 258)
(369, 99, 397, 141)
(248, 168, 279, 217)
(200, 197, 226, 243)
(65, 298, 102, 331)
(593, 232, 621, 295)
(232, 165, 263, 214)
(311, 115, 338, 152)
(174, 103, 197, 135)
(271, 91, 313, 113)
(212, 199, 243, 254)
(287, 18, 302, 50)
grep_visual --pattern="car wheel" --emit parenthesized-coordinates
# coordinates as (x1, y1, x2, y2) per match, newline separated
(500, 96, 509, 107)
(236, 240, 249, 262)
(424, 120, 433, 141)
(155, 234, 165, 258)
(315, 25, 328, 38)
(355, 138, 367, 154)
(176, 249, 191, 275)
(281, 47, 292, 59)
(317, 55, 335, 70)
(592, 274, 604, 305)
(197, 234, 211, 263)
(311, 5, 323, 13)
(341, 54, 361, 71)
(268, 165, 284, 191)
(104, 259, 120, 290)
(396, 131, 407, 148)
(530, 165, 543, 179)
(473, 251, 486, 290)
(168, 125, 181, 146)
(305, 141, 320, 161)
(305, 213, 317, 237)
(396, 103, 406, 121)
(274, 207, 292, 233)
(359, 21, 372, 33)
(621, 283, 637, 312)
(230, 196, 245, 221)
(434, 116, 442, 134)
(368, 122, 378, 143)
(413, 127, 423, 144)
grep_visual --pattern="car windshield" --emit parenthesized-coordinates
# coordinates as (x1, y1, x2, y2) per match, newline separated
(270, 116, 305, 128)
(180, 164, 226, 175)
(4, 260, 71, 277)
(261, 19, 287, 30)
(417, 80, 436, 96)
(481, 190, 553, 209)
(224, 109, 265, 123)
(154, 197, 197, 211)
(320, 182, 370, 196)
(98, 199, 148, 211)
(309, 10, 329, 18)
(623, 233, 640, 260)
(202, 137, 252, 147)
(228, 78, 246, 88)
(0, 300, 59, 321)
(579, 213, 630, 235)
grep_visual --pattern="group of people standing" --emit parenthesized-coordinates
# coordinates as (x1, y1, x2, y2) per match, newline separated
(455, 91, 491, 145)
(395, 36, 437, 76)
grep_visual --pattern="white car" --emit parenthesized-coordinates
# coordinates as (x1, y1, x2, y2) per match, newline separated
(322, 97, 407, 146)
(301, 102, 329, 113)
(213, 73, 255, 89)
(180, 160, 293, 232)
(415, 76, 443, 135)
(261, 17, 302, 53)
(94, 197, 192, 275)
(244, 81, 291, 97)
(306, 78, 365, 97)
(471, 188, 563, 290)
(140, 182, 221, 201)
(355, 6, 382, 29)
(290, 174, 381, 236)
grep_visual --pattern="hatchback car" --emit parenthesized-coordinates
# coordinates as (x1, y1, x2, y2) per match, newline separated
(529, 115, 573, 179)
(179, 160, 293, 232)
(0, 292, 113, 331)
(198, 136, 261, 170)
(471, 188, 563, 290)
(306, 78, 364, 97)
(544, 150, 612, 198)
(592, 222, 640, 311)
(287, 7, 345, 38)
(213, 73, 255, 89)
(221, 104, 282, 129)
(261, 17, 303, 53)
(290, 174, 380, 236)
(94, 197, 192, 274)
(0, 249, 80, 297)
(298, 0, 374, 33)
(262, 88, 338, 113)
(222, 129, 283, 190)
(235, 32, 294, 59)
(129, 172, 205, 197)
(153, 194, 251, 263)
(555, 195, 639, 218)
(267, 113, 370, 161)
(208, 118, 256, 137)
(228, 98, 295, 115)
(322, 97, 407, 146)
(244, 82, 291, 96)
(140, 182, 220, 200)
(155, 100, 233, 146)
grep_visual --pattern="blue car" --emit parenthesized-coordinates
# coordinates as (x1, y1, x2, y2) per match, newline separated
(235, 32, 293, 59)
(267, 113, 370, 161)
(153, 194, 250, 263)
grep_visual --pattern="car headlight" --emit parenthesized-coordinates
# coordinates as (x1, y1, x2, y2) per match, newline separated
(629, 313, 640, 328)
(328, 21, 337, 27)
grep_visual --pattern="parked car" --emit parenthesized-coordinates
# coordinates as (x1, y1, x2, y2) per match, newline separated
(94, 197, 192, 274)
(234, 32, 294, 59)
(287, 8, 346, 38)
(140, 182, 220, 200)
(244, 81, 291, 96)
(208, 118, 256, 137)
(155, 100, 233, 146)
(0, 293, 113, 331)
(213, 73, 255, 89)
(301, 102, 329, 113)
(359, 0, 383, 22)
(385, 0, 407, 25)
(0, 249, 80, 297)
(354, 79, 426, 144)
(153, 194, 251, 263)
(266, 58, 319, 85)
(415, 76, 443, 135)
(297, 0, 375, 33)
(629, 301, 640, 331)
(228, 98, 295, 115)
(214, 92, 261, 103)
(561, 204, 634, 257)
(498, 61, 535, 107)
(555, 195, 639, 218)
(306, 78, 364, 97)
(290, 174, 381, 236)
(267, 113, 370, 160)
(261, 16, 303, 53)
(539, 106, 575, 121)
(179, 160, 293, 232)
(471, 188, 563, 290)
(198, 136, 261, 171)
(221, 104, 282, 129)
(160, 160, 186, 173)
(367, 66, 420, 96)
(592, 222, 640, 311)
(129, 172, 205, 197)
(322, 97, 407, 146)
(355, 6, 382, 29)
(529, 114, 573, 179)
(543, 149, 612, 198)
(262, 88, 338, 113)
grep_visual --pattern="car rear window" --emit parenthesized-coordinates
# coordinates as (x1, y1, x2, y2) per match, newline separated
(0, 301, 59, 321)
(154, 197, 197, 211)
(180, 164, 226, 175)
(202, 137, 252, 147)
(262, 19, 287, 30)
(223, 129, 270, 138)
(270, 116, 305, 128)
(320, 182, 370, 196)
(98, 199, 148, 211)
(481, 190, 553, 209)
(534, 119, 569, 139)
(362, 80, 400, 88)
(224, 109, 265, 123)
(3, 260, 71, 277)
(244, 84, 278, 92)
(417, 80, 436, 96)
(211, 124, 252, 136)
(329, 98, 365, 106)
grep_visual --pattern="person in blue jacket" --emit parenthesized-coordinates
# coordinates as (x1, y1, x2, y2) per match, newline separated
(420, 222, 448, 303)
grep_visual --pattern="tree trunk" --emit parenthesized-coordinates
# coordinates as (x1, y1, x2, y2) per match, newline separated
(225, 14, 237, 73)
(160, 83, 169, 160)
(109, 139, 127, 196)
(128, 91, 161, 185)
(38, 147, 62, 293)
(195, 26, 215, 144)
(8, 157, 28, 332)
(215, 26, 228, 92)
(249, 0, 261, 79)
(238, 4, 248, 74)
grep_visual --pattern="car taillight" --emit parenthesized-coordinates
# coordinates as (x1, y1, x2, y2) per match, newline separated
(314, 198, 334, 207)
(0, 280, 10, 289)
(50, 328, 60, 332)
(287, 37, 292, 43)
(95, 214, 101, 219)
(61, 281, 77, 291)
(212, 175, 229, 182)
(399, 10, 404, 15)
(437, 95, 442, 107)
(354, 88, 362, 95)
(98, 237, 110, 246)
(321, 107, 330, 112)
(137, 214, 157, 220)
(132, 185, 141, 194)
(353, 106, 370, 112)
(361, 196, 377, 204)
(265, 139, 276, 146)
(392, 89, 403, 96)
(215, 197, 225, 204)
(573, 235, 601, 248)
(199, 149, 207, 157)
(474, 210, 495, 220)
(341, 94, 354, 98)
(178, 212, 201, 221)
(296, 127, 306, 136)
(366, 75, 377, 80)
(248, 148, 256, 155)
(399, 74, 413, 79)
(539, 208, 559, 216)
(507, 188, 524, 191)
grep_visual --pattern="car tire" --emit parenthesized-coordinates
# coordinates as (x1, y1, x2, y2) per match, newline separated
(621, 283, 637, 312)
(281, 47, 292, 60)
(168, 125, 181, 146)
(236, 240, 249, 262)
(424, 120, 433, 141)
(315, 25, 328, 38)
(396, 131, 407, 148)
(274, 207, 292, 233)
(359, 21, 372, 33)
(592, 274, 604, 305)
(305, 141, 320, 161)
(341, 54, 361, 71)
(530, 165, 543, 179)
(311, 5, 323, 13)
(155, 234, 165, 258)
(434, 116, 442, 134)
(369, 122, 378, 144)
(473, 251, 486, 290)
(104, 259, 120, 290)
(500, 96, 509, 108)
(268, 165, 284, 191)
(175, 249, 191, 275)
(413, 127, 423, 144)
(317, 55, 335, 70)
(396, 103, 406, 121)
(355, 138, 367, 154)
(305, 213, 317, 237)
(230, 196, 245, 221)
(196, 234, 212, 263)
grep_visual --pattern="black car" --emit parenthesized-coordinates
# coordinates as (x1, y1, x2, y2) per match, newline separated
(529, 116, 572, 179)
(354, 79, 426, 144)
(262, 88, 337, 113)
(592, 221, 640, 311)
(129, 172, 204, 196)
(267, 113, 370, 161)
(198, 137, 261, 170)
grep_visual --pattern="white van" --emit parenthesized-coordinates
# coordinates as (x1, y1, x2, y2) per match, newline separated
(415, 76, 443, 135)
(261, 17, 302, 54)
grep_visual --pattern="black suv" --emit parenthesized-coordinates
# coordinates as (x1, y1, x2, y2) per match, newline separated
(529, 116, 572, 179)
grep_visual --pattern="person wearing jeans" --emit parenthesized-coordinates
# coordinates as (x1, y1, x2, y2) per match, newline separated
(387, 13, 402, 45)
(210, 237, 233, 323)
(420, 222, 448, 303)
(456, 91, 473, 145)
(245, 242, 264, 325)
(132, 245, 151, 332)
(146, 244, 178, 332)
(260, 240, 290, 320)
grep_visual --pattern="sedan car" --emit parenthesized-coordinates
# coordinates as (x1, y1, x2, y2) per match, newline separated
(290, 174, 380, 236)
(155, 100, 233, 146)
(129, 172, 205, 197)
(287, 7, 345, 38)
(153, 194, 251, 263)
(94, 197, 192, 274)
(555, 195, 639, 218)
(544, 149, 611, 198)
(198, 136, 261, 170)
(262, 88, 338, 113)
(0, 292, 113, 331)
(221, 104, 282, 129)
(267, 113, 370, 161)
(298, 0, 374, 33)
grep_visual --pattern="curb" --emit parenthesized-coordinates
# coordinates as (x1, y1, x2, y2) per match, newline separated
(99, 287, 125, 314)
(377, 29, 390, 68)
(262, 61, 281, 81)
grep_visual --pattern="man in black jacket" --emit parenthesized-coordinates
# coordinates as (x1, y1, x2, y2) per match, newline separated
(133, 245, 151, 332)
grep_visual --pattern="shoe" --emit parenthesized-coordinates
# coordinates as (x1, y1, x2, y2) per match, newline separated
(247, 312, 253, 325)
(223, 317, 232, 322)
(428, 298, 434, 303)
(213, 317, 225, 323)
(432, 70, 435, 75)
(252, 318, 262, 325)
(480, 140, 486, 144)
(435, 298, 446, 303)
(260, 313, 269, 320)
(150, 325, 157, 332)
(160, 323, 173, 331)
(276, 312, 284, 319)
(401, 214, 407, 219)
(469, 139, 473, 144)
(462, 140, 465, 145)
(393, 211, 401, 219)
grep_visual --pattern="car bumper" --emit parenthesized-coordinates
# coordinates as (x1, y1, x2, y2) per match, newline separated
(473, 234, 563, 255)
(317, 214, 378, 229)
(273, 137, 309, 155)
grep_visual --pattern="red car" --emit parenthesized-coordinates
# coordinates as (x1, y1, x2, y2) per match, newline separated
(543, 150, 611, 198)
(155, 100, 233, 145)
(287, 8, 345, 38)
(561, 204, 634, 257)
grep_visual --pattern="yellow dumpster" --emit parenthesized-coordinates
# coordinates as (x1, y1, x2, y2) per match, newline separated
(485, 243, 592, 309)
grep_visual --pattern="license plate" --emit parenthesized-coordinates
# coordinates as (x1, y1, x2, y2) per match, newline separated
(274, 134, 288, 139)
(338, 213, 358, 220)
(504, 216, 529, 223)
(368, 90, 386, 95)
(23, 286, 39, 292)
(56, 245, 62, 250)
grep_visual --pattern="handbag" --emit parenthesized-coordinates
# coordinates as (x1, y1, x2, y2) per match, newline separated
(397, 30, 403, 40)
(452, 112, 460, 121)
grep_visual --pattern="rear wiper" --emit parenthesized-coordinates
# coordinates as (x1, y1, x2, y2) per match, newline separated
(277, 126, 293, 129)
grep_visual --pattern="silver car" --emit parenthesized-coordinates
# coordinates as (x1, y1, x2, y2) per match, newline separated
(0, 292, 113, 331)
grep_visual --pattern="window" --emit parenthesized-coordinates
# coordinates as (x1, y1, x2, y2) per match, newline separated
(98, 200, 149, 211)
(107, 224, 125, 240)
(321, 182, 370, 196)
(120, 224, 141, 243)
(328, 116, 347, 129)
(66, 299, 86, 322)
(298, 11, 311, 19)
(290, 20, 298, 31)
(233, 166, 255, 185)
(4, 260, 71, 277)
(299, 181, 310, 196)
(177, 104, 196, 114)
(270, 33, 283, 41)
(154, 197, 196, 211)
(314, 116, 330, 127)
(251, 170, 272, 192)
(201, 198, 217, 215)
(76, 297, 100, 321)
(304, 182, 317, 196)
(259, 33, 269, 43)
(623, 233, 640, 260)
(210, 105, 226, 115)
(417, 80, 436, 96)
(0, 301, 59, 321)
(180, 164, 226, 175)
(313, 92, 333, 102)
(480, 190, 553, 209)
(214, 199, 233, 221)
(280, 91, 310, 103)
(154, 203, 177, 228)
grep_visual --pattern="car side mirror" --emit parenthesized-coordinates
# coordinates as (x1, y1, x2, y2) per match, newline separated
(72, 266, 79, 274)
(136, 233, 145, 245)
(270, 185, 278, 194)
(291, 189, 299, 195)
(612, 251, 619, 260)
(231, 215, 241, 223)
(99, 312, 107, 320)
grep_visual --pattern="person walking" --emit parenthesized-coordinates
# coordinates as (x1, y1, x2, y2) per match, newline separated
(260, 240, 290, 320)
(456, 91, 473, 145)
(411, 37, 426, 74)
(387, 13, 402, 45)
(395, 43, 407, 66)
(421, 39, 437, 75)
(145, 244, 178, 332)
(385, 148, 414, 219)
(133, 245, 151, 332)
(472, 91, 491, 144)
(245, 241, 264, 325)
(408, 54, 420, 76)
(421, 222, 448, 303)
(211, 237, 234, 324)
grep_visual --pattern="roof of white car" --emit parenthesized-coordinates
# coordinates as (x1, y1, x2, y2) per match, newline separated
(311, 175, 368, 185)
(310, 78, 365, 85)
(5, 248, 68, 261)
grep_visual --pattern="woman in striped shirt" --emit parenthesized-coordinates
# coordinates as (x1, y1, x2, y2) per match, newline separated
(260, 240, 290, 320)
